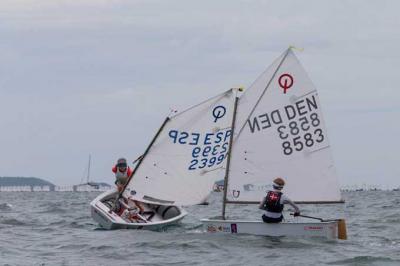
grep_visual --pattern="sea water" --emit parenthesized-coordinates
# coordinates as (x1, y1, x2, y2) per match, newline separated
(0, 191, 399, 266)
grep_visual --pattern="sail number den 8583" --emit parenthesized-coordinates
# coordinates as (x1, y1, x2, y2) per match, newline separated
(246, 94, 327, 156)
(276, 112, 324, 155)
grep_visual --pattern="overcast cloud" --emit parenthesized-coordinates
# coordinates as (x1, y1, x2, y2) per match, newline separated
(0, 0, 399, 187)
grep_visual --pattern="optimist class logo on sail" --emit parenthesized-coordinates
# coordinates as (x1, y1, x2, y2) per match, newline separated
(168, 104, 231, 171)
(212, 106, 226, 122)
(278, 73, 294, 94)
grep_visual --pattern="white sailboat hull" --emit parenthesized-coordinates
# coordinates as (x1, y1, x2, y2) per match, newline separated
(91, 190, 187, 230)
(201, 219, 338, 239)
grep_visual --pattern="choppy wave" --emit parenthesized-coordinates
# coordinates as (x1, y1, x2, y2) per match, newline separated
(0, 217, 27, 226)
(0, 191, 399, 266)
(0, 203, 12, 211)
(327, 256, 400, 265)
(36, 202, 70, 214)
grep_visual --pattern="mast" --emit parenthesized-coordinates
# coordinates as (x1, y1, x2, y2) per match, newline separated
(121, 117, 170, 195)
(87, 154, 91, 184)
(222, 89, 239, 219)
(222, 48, 292, 217)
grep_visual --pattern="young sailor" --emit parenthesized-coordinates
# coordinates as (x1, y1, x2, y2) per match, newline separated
(259, 177, 300, 223)
(110, 158, 150, 221)
(112, 158, 133, 192)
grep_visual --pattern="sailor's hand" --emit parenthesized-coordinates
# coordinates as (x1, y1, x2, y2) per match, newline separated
(293, 211, 300, 217)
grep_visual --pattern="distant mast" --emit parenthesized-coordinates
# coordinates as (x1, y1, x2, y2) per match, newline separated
(86, 154, 91, 184)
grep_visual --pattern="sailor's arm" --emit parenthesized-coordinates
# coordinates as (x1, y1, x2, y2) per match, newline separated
(283, 196, 300, 213)
(259, 197, 267, 210)
(133, 200, 145, 213)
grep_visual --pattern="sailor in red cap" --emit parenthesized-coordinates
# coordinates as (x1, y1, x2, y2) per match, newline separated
(112, 158, 133, 192)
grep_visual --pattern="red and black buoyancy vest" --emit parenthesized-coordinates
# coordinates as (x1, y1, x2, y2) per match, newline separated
(263, 191, 284, 213)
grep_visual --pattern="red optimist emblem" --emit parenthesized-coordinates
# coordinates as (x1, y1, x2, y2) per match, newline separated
(232, 190, 240, 198)
(278, 73, 294, 94)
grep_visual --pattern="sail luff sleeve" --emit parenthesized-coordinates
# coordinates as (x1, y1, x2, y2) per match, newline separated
(222, 93, 239, 219)
(121, 117, 170, 195)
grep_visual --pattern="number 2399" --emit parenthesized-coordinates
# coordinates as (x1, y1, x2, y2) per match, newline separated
(188, 154, 227, 170)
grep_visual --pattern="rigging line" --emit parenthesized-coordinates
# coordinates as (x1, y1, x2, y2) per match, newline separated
(309, 145, 330, 154)
(296, 89, 317, 99)
(235, 48, 292, 140)
(200, 166, 225, 175)
(169, 89, 233, 119)
(215, 126, 231, 132)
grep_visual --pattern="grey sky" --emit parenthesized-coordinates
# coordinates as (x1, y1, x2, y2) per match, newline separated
(0, 1, 399, 187)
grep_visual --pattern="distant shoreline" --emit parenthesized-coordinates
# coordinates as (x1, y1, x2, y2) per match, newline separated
(0, 176, 111, 192)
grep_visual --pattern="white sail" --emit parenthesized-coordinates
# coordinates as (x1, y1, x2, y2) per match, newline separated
(123, 89, 236, 205)
(227, 49, 342, 203)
